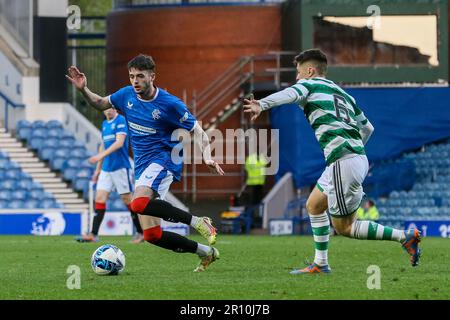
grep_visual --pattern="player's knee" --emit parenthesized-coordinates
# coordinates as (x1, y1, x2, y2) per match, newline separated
(306, 199, 322, 215)
(143, 226, 162, 243)
(130, 197, 150, 214)
(333, 223, 352, 237)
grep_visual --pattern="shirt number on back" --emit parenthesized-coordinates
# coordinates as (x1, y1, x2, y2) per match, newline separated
(333, 94, 351, 123)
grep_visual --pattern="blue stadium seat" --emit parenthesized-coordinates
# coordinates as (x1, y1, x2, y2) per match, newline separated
(39, 147, 56, 161)
(0, 200, 7, 209)
(31, 120, 46, 130)
(29, 137, 44, 150)
(5, 168, 22, 180)
(111, 198, 127, 211)
(42, 192, 55, 200)
(0, 150, 8, 159)
(74, 177, 89, 192)
(41, 138, 60, 149)
(8, 200, 25, 209)
(16, 119, 31, 130)
(0, 159, 8, 169)
(30, 181, 43, 189)
(0, 190, 12, 200)
(63, 167, 78, 182)
(58, 138, 76, 148)
(41, 199, 57, 209)
(46, 120, 63, 129)
(60, 131, 75, 140)
(0, 180, 16, 190)
(16, 179, 34, 190)
(12, 190, 27, 201)
(50, 157, 67, 171)
(69, 148, 87, 158)
(64, 158, 82, 170)
(30, 189, 45, 200)
(47, 128, 63, 138)
(32, 127, 46, 138)
(23, 200, 40, 209)
(76, 168, 93, 179)
(17, 127, 32, 141)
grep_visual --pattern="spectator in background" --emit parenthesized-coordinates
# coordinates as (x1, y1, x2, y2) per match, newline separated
(245, 152, 267, 205)
(357, 199, 380, 220)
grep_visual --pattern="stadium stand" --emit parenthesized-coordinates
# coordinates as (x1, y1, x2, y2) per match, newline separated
(12, 120, 97, 208)
(0, 147, 62, 209)
(372, 140, 450, 228)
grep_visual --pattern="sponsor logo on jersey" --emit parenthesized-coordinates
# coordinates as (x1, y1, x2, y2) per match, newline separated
(103, 134, 116, 141)
(128, 121, 156, 134)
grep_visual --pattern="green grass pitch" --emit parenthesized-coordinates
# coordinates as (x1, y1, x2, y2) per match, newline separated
(1, 235, 449, 300)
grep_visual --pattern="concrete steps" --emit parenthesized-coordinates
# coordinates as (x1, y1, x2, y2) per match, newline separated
(0, 127, 90, 210)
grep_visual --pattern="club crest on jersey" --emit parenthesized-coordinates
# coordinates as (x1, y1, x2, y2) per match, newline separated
(111, 123, 116, 130)
(127, 101, 133, 109)
(152, 109, 161, 120)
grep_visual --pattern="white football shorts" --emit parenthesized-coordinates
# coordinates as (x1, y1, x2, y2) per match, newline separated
(97, 168, 134, 195)
(316, 154, 369, 217)
(135, 163, 174, 200)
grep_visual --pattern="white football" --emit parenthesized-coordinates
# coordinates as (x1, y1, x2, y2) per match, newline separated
(91, 244, 126, 275)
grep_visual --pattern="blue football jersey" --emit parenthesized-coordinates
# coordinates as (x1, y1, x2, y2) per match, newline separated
(108, 86, 196, 181)
(101, 114, 131, 172)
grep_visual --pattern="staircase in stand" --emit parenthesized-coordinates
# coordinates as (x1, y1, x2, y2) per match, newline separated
(173, 51, 296, 201)
(0, 127, 89, 210)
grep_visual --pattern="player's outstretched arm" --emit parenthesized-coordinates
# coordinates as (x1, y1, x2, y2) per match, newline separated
(66, 66, 112, 112)
(192, 122, 225, 176)
(243, 88, 300, 121)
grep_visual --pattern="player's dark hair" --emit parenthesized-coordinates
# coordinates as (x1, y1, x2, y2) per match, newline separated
(127, 54, 156, 72)
(294, 49, 328, 75)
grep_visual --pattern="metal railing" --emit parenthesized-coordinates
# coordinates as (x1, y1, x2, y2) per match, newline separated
(0, 89, 25, 132)
(183, 51, 296, 201)
(114, 0, 286, 8)
(67, 17, 107, 129)
(0, 0, 33, 58)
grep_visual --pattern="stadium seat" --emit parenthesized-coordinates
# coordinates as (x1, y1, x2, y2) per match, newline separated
(8, 200, 25, 209)
(58, 138, 76, 148)
(50, 157, 67, 171)
(0, 190, 12, 200)
(12, 190, 27, 201)
(39, 147, 56, 161)
(31, 120, 46, 129)
(23, 200, 40, 209)
(74, 177, 90, 192)
(29, 137, 45, 150)
(16, 179, 34, 191)
(17, 127, 32, 141)
(0, 180, 16, 190)
(41, 199, 57, 209)
(69, 148, 87, 158)
(63, 167, 78, 182)
(5, 168, 22, 180)
(41, 192, 55, 200)
(47, 128, 63, 138)
(46, 120, 63, 129)
(30, 189, 45, 200)
(16, 119, 31, 130)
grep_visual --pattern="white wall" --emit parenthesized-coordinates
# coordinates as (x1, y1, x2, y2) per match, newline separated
(37, 0, 68, 17)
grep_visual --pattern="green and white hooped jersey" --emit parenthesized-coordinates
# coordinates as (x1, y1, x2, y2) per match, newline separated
(260, 77, 368, 165)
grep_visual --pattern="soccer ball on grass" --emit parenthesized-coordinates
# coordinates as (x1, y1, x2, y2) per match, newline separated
(91, 244, 126, 275)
